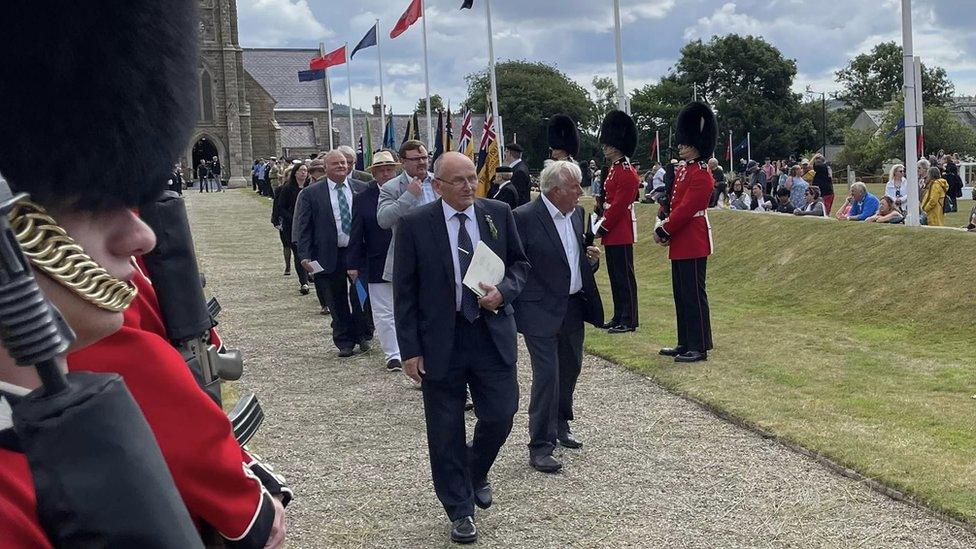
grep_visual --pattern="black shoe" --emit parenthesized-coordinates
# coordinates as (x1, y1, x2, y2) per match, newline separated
(599, 320, 619, 329)
(472, 479, 492, 509)
(674, 351, 708, 363)
(338, 347, 355, 358)
(530, 454, 563, 473)
(299, 284, 309, 295)
(450, 516, 477, 544)
(320, 307, 330, 315)
(358, 340, 371, 353)
(386, 359, 402, 372)
(658, 345, 686, 357)
(558, 430, 583, 449)
(607, 324, 635, 334)
(284, 269, 291, 276)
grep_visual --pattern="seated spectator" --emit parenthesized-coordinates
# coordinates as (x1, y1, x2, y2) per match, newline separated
(865, 196, 904, 224)
(884, 164, 910, 212)
(749, 182, 772, 212)
(746, 160, 767, 195)
(920, 166, 949, 226)
(794, 186, 826, 216)
(965, 188, 976, 231)
(843, 182, 880, 221)
(729, 177, 750, 210)
(784, 165, 809, 209)
(772, 187, 794, 213)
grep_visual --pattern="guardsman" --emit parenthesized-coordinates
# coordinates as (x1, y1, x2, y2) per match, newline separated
(596, 111, 640, 334)
(654, 102, 718, 363)
(548, 114, 580, 163)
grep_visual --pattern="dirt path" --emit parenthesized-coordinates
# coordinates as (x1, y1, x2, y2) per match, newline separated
(186, 189, 974, 548)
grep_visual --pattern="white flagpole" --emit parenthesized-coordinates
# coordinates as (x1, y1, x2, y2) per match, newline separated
(655, 130, 660, 164)
(376, 20, 386, 142)
(728, 132, 733, 172)
(345, 43, 355, 148)
(485, 0, 503, 155)
(901, 0, 921, 226)
(747, 132, 751, 162)
(420, 0, 433, 144)
(612, 0, 627, 113)
(321, 43, 334, 150)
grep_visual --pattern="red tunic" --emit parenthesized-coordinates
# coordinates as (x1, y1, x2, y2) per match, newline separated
(0, 449, 52, 549)
(600, 158, 639, 246)
(660, 161, 714, 260)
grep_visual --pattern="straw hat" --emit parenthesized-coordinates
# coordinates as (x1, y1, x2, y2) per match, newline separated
(366, 150, 401, 172)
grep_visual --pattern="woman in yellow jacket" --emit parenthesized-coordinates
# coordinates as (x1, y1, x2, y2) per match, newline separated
(921, 166, 949, 226)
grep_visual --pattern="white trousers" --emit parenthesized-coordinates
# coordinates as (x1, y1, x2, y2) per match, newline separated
(368, 282, 400, 362)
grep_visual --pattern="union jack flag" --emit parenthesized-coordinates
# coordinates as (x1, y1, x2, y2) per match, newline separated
(456, 108, 473, 154)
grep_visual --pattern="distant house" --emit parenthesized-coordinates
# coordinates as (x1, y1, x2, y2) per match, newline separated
(851, 109, 888, 135)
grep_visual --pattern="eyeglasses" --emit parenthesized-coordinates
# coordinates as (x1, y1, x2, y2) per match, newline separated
(402, 155, 428, 163)
(435, 176, 478, 188)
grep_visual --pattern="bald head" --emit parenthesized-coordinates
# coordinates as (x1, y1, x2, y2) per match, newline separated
(432, 152, 478, 211)
(433, 151, 475, 179)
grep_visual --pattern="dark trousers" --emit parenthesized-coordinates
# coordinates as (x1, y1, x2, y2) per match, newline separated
(422, 316, 518, 521)
(605, 244, 639, 328)
(671, 257, 713, 353)
(322, 248, 371, 350)
(524, 295, 585, 457)
(252, 175, 258, 191)
(279, 233, 308, 286)
(198, 177, 211, 192)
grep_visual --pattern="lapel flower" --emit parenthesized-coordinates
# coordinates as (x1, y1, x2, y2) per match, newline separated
(485, 214, 499, 239)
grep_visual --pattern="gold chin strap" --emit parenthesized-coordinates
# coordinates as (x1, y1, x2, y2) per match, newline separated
(7, 199, 137, 312)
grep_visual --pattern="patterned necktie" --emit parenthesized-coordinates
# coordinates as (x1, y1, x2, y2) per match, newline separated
(336, 182, 351, 234)
(455, 213, 480, 322)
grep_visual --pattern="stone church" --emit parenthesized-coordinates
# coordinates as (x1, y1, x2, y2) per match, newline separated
(190, 0, 483, 186)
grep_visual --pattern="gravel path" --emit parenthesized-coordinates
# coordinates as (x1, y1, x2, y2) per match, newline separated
(186, 189, 975, 548)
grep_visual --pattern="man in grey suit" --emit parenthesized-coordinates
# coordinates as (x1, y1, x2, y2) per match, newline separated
(376, 139, 437, 283)
(513, 160, 604, 473)
(293, 150, 371, 357)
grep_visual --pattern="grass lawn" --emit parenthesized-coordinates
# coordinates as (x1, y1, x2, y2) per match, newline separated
(585, 199, 976, 524)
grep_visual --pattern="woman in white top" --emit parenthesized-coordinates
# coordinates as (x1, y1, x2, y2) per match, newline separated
(884, 164, 909, 211)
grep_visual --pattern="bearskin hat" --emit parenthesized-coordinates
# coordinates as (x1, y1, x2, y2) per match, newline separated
(675, 102, 718, 160)
(0, 0, 199, 211)
(598, 110, 638, 158)
(547, 114, 580, 158)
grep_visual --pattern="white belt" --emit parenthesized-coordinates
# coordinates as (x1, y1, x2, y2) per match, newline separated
(693, 210, 706, 218)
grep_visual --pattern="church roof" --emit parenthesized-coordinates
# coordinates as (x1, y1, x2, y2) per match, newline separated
(242, 48, 368, 115)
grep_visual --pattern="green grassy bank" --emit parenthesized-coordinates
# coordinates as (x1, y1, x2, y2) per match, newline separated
(586, 203, 976, 523)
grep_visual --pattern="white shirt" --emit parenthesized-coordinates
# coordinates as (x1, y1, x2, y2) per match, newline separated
(443, 201, 482, 311)
(885, 178, 909, 205)
(510, 158, 523, 169)
(0, 381, 30, 432)
(328, 178, 354, 247)
(541, 193, 582, 294)
(419, 175, 437, 205)
(652, 168, 666, 190)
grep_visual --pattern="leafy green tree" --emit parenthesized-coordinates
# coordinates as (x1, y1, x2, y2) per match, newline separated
(795, 101, 857, 155)
(835, 41, 955, 110)
(629, 75, 692, 167)
(415, 94, 444, 115)
(591, 76, 618, 120)
(465, 60, 595, 168)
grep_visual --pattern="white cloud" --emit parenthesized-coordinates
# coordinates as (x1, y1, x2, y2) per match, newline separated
(238, 0, 329, 47)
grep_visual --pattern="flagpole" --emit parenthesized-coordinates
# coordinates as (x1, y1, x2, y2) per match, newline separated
(345, 43, 355, 149)
(485, 0, 503, 154)
(420, 0, 433, 145)
(901, 0, 921, 226)
(612, 0, 627, 113)
(728, 132, 733, 172)
(655, 130, 660, 164)
(376, 19, 387, 142)
(746, 132, 751, 162)
(321, 43, 334, 150)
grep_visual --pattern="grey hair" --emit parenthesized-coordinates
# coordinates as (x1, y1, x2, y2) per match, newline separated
(850, 181, 867, 195)
(927, 166, 942, 180)
(336, 145, 356, 159)
(917, 158, 930, 170)
(540, 160, 582, 193)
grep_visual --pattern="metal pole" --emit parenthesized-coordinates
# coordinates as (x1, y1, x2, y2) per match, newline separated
(656, 130, 660, 165)
(902, 0, 921, 226)
(420, 0, 433, 144)
(747, 132, 751, 162)
(321, 43, 334, 150)
(729, 132, 733, 172)
(485, 0, 503, 154)
(821, 92, 827, 156)
(346, 43, 354, 148)
(377, 19, 386, 142)
(612, 0, 627, 113)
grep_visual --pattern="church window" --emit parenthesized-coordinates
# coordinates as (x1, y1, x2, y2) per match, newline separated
(199, 69, 215, 123)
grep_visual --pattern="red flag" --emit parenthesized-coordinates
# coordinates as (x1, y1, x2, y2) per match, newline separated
(649, 132, 658, 159)
(310, 45, 346, 70)
(725, 133, 732, 161)
(917, 128, 925, 157)
(391, 0, 423, 39)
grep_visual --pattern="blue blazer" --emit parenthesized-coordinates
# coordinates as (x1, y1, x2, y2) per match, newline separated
(347, 182, 393, 284)
(393, 198, 530, 380)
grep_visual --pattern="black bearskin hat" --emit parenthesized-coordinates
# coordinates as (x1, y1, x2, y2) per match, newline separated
(675, 102, 718, 159)
(0, 1, 199, 211)
(547, 114, 580, 158)
(598, 110, 638, 158)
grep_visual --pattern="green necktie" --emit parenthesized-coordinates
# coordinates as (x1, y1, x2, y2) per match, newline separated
(336, 182, 351, 234)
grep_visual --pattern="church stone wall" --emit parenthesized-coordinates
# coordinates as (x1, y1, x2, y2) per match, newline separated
(245, 72, 278, 161)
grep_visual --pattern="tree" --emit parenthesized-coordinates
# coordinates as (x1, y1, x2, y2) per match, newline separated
(835, 41, 955, 110)
(465, 61, 595, 168)
(415, 94, 444, 115)
(629, 75, 692, 168)
(795, 101, 857, 155)
(591, 76, 618, 121)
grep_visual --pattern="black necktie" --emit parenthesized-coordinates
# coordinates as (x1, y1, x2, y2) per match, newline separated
(456, 213, 480, 322)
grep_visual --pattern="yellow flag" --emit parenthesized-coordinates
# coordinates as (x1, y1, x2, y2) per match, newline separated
(477, 139, 498, 198)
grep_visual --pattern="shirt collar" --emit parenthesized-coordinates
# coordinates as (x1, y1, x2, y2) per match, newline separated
(328, 178, 346, 188)
(442, 200, 476, 224)
(510, 158, 522, 168)
(540, 192, 568, 220)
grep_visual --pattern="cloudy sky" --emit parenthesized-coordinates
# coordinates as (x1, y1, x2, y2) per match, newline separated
(238, 0, 976, 114)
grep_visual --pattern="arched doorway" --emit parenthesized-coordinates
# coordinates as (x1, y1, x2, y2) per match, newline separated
(192, 136, 219, 173)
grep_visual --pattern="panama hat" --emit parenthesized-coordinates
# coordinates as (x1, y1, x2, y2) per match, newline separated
(366, 150, 401, 172)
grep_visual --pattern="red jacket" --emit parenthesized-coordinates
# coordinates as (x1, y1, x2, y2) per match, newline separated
(600, 158, 639, 246)
(658, 161, 714, 260)
(0, 449, 51, 549)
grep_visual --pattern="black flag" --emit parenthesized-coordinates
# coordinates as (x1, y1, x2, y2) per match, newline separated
(460, 0, 473, 9)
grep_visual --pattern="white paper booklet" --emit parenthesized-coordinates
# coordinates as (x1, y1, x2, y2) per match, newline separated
(462, 241, 505, 298)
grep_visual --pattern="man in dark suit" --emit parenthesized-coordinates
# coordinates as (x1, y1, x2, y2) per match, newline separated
(394, 151, 529, 544)
(294, 150, 371, 357)
(505, 143, 532, 206)
(348, 150, 401, 371)
(513, 160, 603, 473)
(490, 166, 519, 210)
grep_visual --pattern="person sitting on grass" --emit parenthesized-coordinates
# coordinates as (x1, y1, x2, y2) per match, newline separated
(843, 182, 879, 221)
(920, 166, 949, 226)
(772, 187, 794, 213)
(749, 182, 772, 212)
(794, 186, 826, 216)
(865, 196, 905, 224)
(729, 177, 750, 210)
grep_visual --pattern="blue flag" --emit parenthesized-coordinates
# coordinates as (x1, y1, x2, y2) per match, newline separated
(733, 136, 748, 153)
(351, 24, 378, 59)
(885, 117, 906, 139)
(298, 69, 325, 82)
(383, 112, 396, 150)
